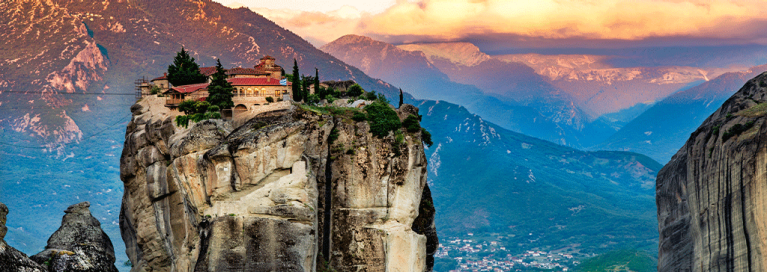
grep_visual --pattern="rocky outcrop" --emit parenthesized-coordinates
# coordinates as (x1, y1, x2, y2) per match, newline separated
(119, 96, 437, 271)
(657, 72, 767, 271)
(0, 202, 48, 272)
(30, 202, 118, 272)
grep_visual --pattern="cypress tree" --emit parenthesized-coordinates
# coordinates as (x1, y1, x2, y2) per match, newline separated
(206, 59, 234, 110)
(301, 75, 310, 102)
(292, 59, 301, 101)
(167, 47, 207, 86)
(399, 88, 404, 108)
(314, 68, 320, 97)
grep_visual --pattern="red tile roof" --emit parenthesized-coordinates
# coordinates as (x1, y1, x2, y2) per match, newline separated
(151, 74, 167, 81)
(165, 83, 210, 94)
(199, 67, 217, 77)
(261, 55, 276, 60)
(226, 67, 269, 75)
(228, 78, 289, 86)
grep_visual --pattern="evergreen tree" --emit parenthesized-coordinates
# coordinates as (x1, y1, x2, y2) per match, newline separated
(301, 75, 311, 102)
(292, 59, 301, 101)
(167, 47, 207, 86)
(314, 68, 320, 98)
(399, 89, 404, 108)
(206, 59, 234, 110)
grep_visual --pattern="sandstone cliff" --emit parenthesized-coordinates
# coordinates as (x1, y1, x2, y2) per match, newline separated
(657, 72, 767, 271)
(119, 96, 437, 271)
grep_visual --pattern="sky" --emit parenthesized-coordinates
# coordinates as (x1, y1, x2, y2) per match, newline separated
(214, 0, 767, 50)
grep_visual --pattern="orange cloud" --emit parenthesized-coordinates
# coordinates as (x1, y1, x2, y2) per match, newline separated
(236, 0, 767, 46)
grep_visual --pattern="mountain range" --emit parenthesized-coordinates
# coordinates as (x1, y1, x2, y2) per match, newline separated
(321, 34, 767, 164)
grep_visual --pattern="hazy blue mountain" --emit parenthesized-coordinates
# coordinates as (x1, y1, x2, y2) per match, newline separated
(593, 65, 767, 163)
(415, 99, 662, 256)
(322, 35, 618, 148)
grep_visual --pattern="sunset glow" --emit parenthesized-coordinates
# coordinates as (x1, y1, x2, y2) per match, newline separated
(219, 0, 767, 47)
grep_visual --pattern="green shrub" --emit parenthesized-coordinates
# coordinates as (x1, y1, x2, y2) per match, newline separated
(175, 115, 189, 128)
(326, 95, 337, 103)
(208, 105, 220, 112)
(722, 121, 755, 142)
(307, 94, 320, 105)
(150, 85, 161, 95)
(376, 93, 388, 103)
(363, 90, 377, 101)
(178, 100, 197, 115)
(328, 128, 340, 143)
(189, 113, 206, 123)
(364, 101, 401, 138)
(421, 128, 433, 147)
(347, 84, 363, 97)
(195, 101, 210, 113)
(265, 96, 274, 103)
(402, 115, 421, 132)
(352, 112, 367, 122)
(391, 130, 404, 156)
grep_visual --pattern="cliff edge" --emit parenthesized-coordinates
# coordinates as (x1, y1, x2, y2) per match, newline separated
(119, 96, 437, 271)
(657, 72, 767, 271)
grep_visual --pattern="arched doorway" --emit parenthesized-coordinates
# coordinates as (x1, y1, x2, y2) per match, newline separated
(234, 104, 248, 111)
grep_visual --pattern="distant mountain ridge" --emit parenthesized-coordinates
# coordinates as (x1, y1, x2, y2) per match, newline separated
(593, 64, 767, 163)
(321, 34, 614, 148)
(418, 99, 662, 257)
(401, 43, 744, 117)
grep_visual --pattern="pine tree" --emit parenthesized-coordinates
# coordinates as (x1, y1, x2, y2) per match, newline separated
(167, 47, 207, 86)
(292, 59, 301, 101)
(398, 89, 404, 108)
(206, 59, 234, 110)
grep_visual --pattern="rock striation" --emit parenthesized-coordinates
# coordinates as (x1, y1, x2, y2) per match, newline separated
(657, 72, 767, 271)
(119, 96, 437, 271)
(0, 202, 48, 272)
(29, 202, 119, 272)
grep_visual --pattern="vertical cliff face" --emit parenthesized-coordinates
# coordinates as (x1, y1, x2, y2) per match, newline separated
(119, 96, 436, 271)
(657, 72, 767, 271)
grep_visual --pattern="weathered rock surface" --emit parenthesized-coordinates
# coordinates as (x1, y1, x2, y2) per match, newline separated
(658, 72, 767, 271)
(29, 202, 118, 272)
(119, 96, 437, 271)
(0, 202, 48, 272)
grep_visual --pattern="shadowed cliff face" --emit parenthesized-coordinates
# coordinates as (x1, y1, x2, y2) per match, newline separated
(118, 96, 436, 271)
(0, 202, 48, 272)
(30, 202, 119, 272)
(657, 72, 767, 271)
(0, 201, 117, 272)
